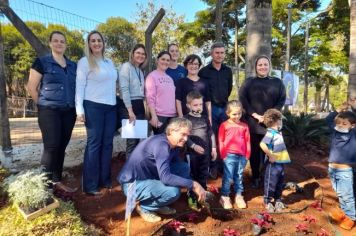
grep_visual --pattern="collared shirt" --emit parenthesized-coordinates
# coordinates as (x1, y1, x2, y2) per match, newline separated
(75, 57, 118, 115)
(117, 134, 193, 189)
(198, 63, 232, 107)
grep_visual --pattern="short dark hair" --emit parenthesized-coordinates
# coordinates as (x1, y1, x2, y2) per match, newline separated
(263, 109, 282, 128)
(183, 54, 202, 68)
(186, 90, 203, 104)
(157, 50, 171, 60)
(211, 42, 225, 51)
(335, 111, 356, 124)
(49, 31, 66, 42)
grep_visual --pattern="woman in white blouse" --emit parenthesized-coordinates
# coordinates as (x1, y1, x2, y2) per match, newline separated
(76, 30, 118, 196)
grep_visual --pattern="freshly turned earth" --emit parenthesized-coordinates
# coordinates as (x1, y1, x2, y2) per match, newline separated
(65, 148, 354, 236)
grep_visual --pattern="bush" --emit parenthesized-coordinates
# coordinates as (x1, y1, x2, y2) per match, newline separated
(282, 112, 330, 148)
(4, 168, 51, 212)
(0, 201, 104, 236)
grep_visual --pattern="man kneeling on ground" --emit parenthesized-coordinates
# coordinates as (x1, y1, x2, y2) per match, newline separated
(117, 117, 206, 222)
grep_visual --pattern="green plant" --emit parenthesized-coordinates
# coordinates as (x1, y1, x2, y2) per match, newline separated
(282, 112, 330, 148)
(4, 168, 51, 212)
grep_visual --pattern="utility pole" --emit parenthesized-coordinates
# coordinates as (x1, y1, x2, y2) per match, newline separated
(303, 22, 309, 114)
(215, 0, 223, 42)
(145, 8, 165, 74)
(0, 13, 12, 152)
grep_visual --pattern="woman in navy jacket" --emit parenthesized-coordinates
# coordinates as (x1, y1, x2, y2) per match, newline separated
(27, 31, 77, 193)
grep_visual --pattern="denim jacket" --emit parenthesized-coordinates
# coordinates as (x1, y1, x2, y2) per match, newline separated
(37, 55, 76, 108)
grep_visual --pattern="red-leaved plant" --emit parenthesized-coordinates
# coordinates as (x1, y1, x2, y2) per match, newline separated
(317, 228, 330, 236)
(295, 223, 309, 234)
(310, 200, 322, 211)
(207, 185, 219, 194)
(223, 227, 240, 236)
(301, 215, 317, 224)
(167, 220, 185, 233)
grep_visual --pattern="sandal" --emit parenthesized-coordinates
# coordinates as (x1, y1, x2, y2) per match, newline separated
(54, 182, 78, 193)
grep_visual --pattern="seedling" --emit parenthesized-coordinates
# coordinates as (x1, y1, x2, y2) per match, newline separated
(310, 200, 322, 211)
(301, 215, 317, 224)
(295, 223, 309, 234)
(223, 227, 240, 236)
(167, 220, 185, 233)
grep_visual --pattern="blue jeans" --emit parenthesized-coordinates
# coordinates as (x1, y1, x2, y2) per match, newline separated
(329, 166, 356, 220)
(221, 154, 247, 196)
(82, 100, 117, 192)
(122, 161, 191, 212)
(264, 163, 284, 204)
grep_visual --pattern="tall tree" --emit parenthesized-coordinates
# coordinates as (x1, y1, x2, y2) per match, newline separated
(245, 0, 272, 78)
(97, 17, 137, 65)
(350, 0, 356, 95)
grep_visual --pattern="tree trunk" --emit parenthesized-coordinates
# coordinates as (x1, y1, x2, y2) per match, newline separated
(215, 0, 223, 42)
(0, 21, 12, 151)
(234, 3, 239, 90)
(349, 0, 356, 96)
(245, 0, 272, 79)
(303, 22, 309, 114)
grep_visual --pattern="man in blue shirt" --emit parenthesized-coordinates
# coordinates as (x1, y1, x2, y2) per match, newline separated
(118, 117, 206, 222)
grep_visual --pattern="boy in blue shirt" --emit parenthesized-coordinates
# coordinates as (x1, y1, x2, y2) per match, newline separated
(326, 111, 356, 230)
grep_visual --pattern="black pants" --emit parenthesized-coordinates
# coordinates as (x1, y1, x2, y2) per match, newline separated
(250, 133, 265, 180)
(188, 152, 210, 190)
(152, 116, 173, 135)
(38, 106, 76, 182)
(119, 99, 146, 158)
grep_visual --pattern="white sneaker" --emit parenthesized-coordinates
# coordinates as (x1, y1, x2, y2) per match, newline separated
(219, 196, 233, 209)
(136, 205, 161, 223)
(235, 195, 247, 209)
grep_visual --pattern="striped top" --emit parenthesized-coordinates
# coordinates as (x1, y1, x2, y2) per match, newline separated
(261, 128, 291, 163)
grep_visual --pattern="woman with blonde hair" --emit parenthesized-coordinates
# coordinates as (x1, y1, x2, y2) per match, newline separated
(76, 30, 118, 196)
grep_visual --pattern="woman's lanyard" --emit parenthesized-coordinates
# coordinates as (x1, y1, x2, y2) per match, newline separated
(134, 66, 142, 87)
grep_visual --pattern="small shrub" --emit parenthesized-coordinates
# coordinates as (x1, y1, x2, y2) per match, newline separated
(282, 112, 330, 148)
(4, 168, 51, 212)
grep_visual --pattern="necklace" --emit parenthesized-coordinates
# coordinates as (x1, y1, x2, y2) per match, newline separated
(134, 66, 143, 87)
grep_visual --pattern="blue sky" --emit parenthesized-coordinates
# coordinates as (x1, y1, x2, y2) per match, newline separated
(8, 0, 208, 25)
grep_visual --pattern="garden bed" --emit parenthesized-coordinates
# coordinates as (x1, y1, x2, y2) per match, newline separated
(65, 147, 355, 235)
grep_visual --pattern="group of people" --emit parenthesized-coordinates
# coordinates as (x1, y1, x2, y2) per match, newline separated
(27, 29, 356, 229)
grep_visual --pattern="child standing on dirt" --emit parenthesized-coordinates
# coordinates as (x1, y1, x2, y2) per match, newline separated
(326, 110, 356, 230)
(218, 100, 250, 209)
(259, 109, 290, 213)
(184, 91, 217, 211)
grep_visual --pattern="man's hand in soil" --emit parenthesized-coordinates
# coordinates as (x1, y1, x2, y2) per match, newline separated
(192, 181, 206, 202)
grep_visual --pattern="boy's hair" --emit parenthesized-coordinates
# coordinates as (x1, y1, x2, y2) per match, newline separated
(263, 109, 282, 128)
(211, 42, 225, 51)
(186, 90, 203, 104)
(225, 100, 243, 114)
(335, 111, 356, 124)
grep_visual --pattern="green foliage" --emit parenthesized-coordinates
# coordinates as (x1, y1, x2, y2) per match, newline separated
(3, 22, 84, 97)
(4, 169, 50, 211)
(282, 112, 330, 147)
(134, 1, 187, 60)
(97, 17, 137, 65)
(0, 201, 104, 236)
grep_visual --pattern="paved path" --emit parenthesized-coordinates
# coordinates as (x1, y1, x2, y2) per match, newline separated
(9, 118, 86, 145)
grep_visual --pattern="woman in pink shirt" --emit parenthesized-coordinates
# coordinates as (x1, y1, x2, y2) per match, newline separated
(145, 51, 177, 134)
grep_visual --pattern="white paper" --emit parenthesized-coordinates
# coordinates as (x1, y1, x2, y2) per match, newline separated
(121, 119, 148, 139)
